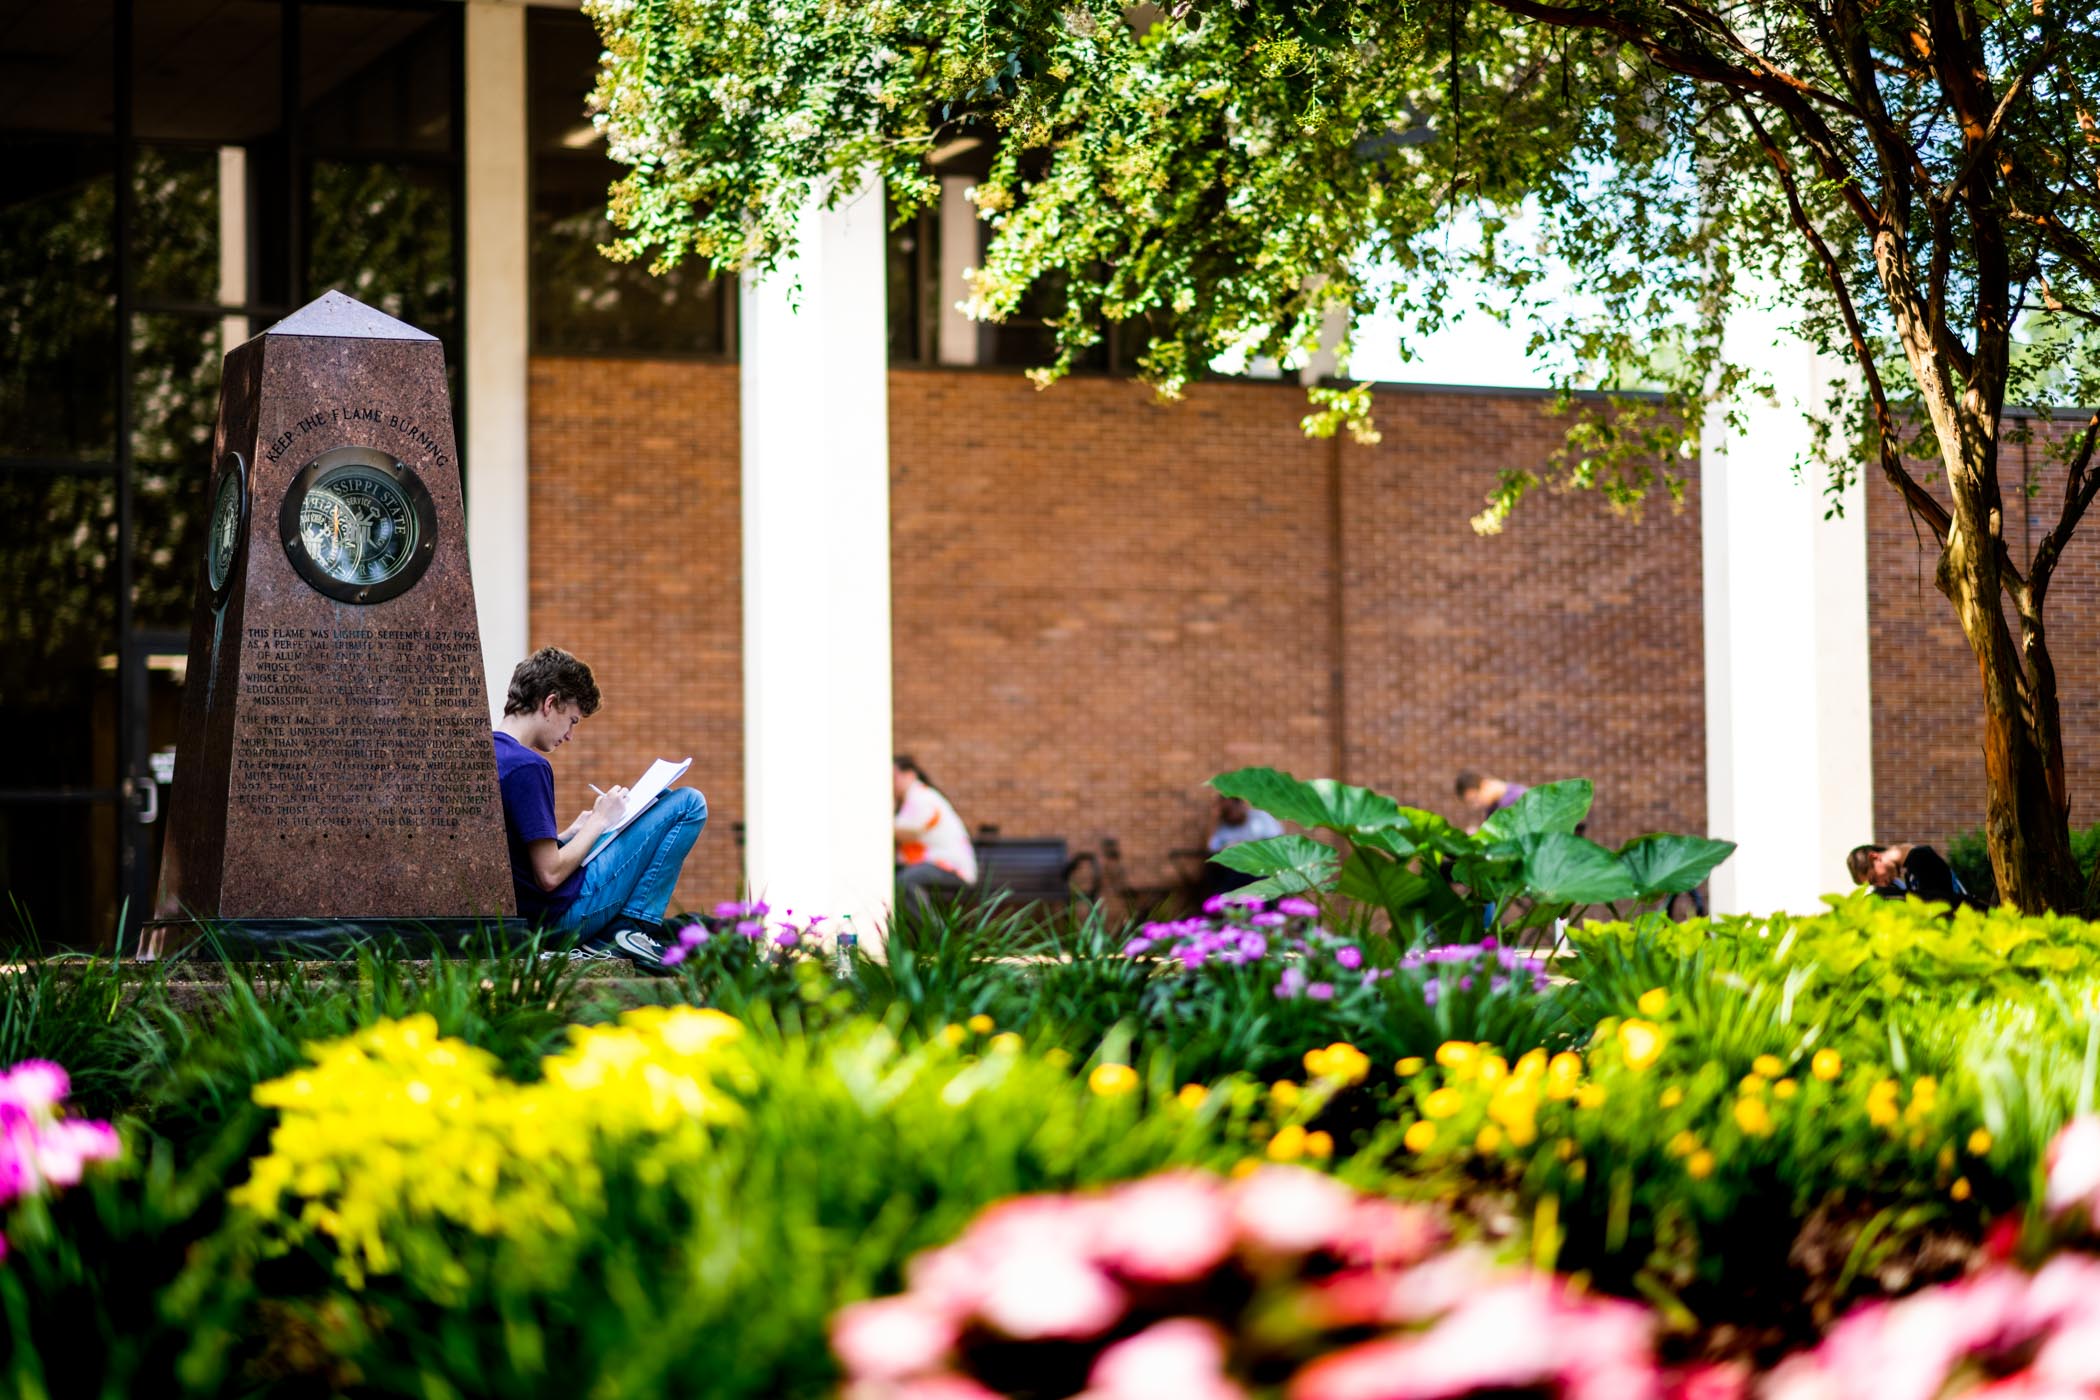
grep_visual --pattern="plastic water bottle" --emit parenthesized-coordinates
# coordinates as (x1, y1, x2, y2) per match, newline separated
(836, 917, 858, 978)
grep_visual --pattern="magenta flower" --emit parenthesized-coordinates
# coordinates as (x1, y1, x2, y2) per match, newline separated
(1307, 982, 1335, 1001)
(832, 1296, 959, 1382)
(1278, 896, 1320, 918)
(1094, 1173, 1236, 1283)
(1275, 967, 1308, 1001)
(1335, 945, 1362, 970)
(660, 946, 688, 967)
(774, 929, 801, 948)
(0, 1058, 121, 1260)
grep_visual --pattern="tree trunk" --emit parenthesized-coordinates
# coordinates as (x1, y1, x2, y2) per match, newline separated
(1936, 429, 2082, 913)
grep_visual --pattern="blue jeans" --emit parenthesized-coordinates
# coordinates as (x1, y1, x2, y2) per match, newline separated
(550, 787, 708, 940)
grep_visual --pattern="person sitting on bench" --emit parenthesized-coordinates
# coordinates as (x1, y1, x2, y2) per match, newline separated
(492, 647, 706, 970)
(1847, 842, 1972, 907)
(894, 754, 977, 909)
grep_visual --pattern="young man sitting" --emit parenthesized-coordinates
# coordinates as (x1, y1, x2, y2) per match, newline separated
(491, 646, 707, 969)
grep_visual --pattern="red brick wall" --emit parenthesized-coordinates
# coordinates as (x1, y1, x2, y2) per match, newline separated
(529, 361, 1710, 916)
(1337, 389, 1707, 846)
(1868, 418, 2100, 847)
(527, 358, 746, 905)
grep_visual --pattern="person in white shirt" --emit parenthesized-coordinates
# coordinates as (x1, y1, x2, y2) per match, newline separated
(1202, 795, 1284, 901)
(894, 755, 977, 910)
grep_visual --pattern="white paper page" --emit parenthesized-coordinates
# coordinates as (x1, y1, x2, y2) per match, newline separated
(581, 756, 692, 865)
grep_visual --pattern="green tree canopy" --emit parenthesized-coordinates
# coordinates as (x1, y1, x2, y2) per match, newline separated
(586, 0, 2100, 912)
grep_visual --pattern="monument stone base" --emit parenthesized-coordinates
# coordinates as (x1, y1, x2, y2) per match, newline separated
(141, 916, 535, 960)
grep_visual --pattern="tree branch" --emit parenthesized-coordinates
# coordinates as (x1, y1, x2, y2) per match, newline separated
(1735, 97, 1953, 544)
(2032, 411, 2100, 606)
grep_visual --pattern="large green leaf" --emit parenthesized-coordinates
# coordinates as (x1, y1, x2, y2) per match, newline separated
(1337, 848, 1431, 915)
(1520, 832, 1639, 904)
(1619, 834, 1737, 898)
(1211, 835, 1340, 895)
(1479, 780, 1594, 841)
(1210, 768, 1404, 835)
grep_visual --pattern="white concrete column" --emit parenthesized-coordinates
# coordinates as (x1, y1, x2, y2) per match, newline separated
(1702, 307, 1876, 914)
(936, 175, 982, 366)
(217, 146, 250, 352)
(741, 174, 898, 951)
(464, 0, 533, 716)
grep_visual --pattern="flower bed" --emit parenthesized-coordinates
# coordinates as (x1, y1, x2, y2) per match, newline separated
(8, 885, 2100, 1395)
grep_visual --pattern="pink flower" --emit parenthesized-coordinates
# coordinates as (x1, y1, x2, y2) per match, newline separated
(1084, 1319, 1244, 1400)
(2047, 1116, 2100, 1226)
(0, 1061, 68, 1113)
(1233, 1167, 1358, 1256)
(1335, 946, 1362, 970)
(1278, 897, 1320, 918)
(980, 1251, 1125, 1339)
(832, 1296, 959, 1381)
(1094, 1173, 1236, 1282)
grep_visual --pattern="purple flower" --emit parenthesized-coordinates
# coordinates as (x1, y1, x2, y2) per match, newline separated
(1490, 976, 1510, 994)
(661, 946, 688, 967)
(712, 901, 747, 920)
(1250, 911, 1287, 929)
(1307, 982, 1335, 1001)
(1335, 945, 1362, 970)
(1275, 967, 1308, 1001)
(736, 919, 765, 939)
(774, 929, 801, 948)
(1123, 936, 1156, 957)
(1277, 896, 1319, 918)
(1458, 975, 1474, 991)
(679, 926, 711, 949)
(1177, 945, 1208, 971)
(1423, 979, 1442, 1008)
(1480, 937, 1499, 951)
(1240, 934, 1268, 961)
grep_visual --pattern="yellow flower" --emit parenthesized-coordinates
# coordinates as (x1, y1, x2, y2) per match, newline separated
(1423, 1087, 1466, 1120)
(1477, 1055, 1511, 1088)
(1867, 1079, 1901, 1128)
(1952, 1177, 1973, 1201)
(1554, 1137, 1577, 1162)
(1687, 1150, 1715, 1179)
(1739, 1073, 1768, 1096)
(1176, 1083, 1209, 1111)
(1270, 1079, 1302, 1109)
(1753, 1055, 1785, 1079)
(1659, 1086, 1685, 1109)
(1304, 1042, 1370, 1086)
(1937, 1144, 1957, 1171)
(989, 1032, 1022, 1055)
(1088, 1063, 1139, 1098)
(1436, 1041, 1479, 1069)
(1515, 1049, 1548, 1080)
(1396, 1057, 1426, 1077)
(1267, 1124, 1309, 1162)
(939, 1024, 967, 1047)
(1475, 1124, 1504, 1153)
(1969, 1127, 1994, 1156)
(1811, 1048, 1842, 1081)
(1230, 1158, 1261, 1179)
(1546, 1052, 1585, 1100)
(1773, 1078, 1799, 1100)
(1618, 1019, 1667, 1071)
(1575, 1083, 1607, 1109)
(1305, 1131, 1335, 1160)
(1637, 987, 1669, 1018)
(966, 1014, 994, 1036)
(1668, 1130, 1699, 1157)
(1733, 1095, 1774, 1136)
(1403, 1120, 1438, 1153)
(1045, 1048, 1072, 1068)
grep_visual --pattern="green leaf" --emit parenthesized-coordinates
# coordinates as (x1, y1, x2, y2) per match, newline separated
(1337, 848, 1430, 915)
(1480, 780, 1595, 841)
(1210, 835, 1339, 895)
(1210, 768, 1404, 835)
(1619, 835, 1737, 898)
(1520, 832, 1638, 904)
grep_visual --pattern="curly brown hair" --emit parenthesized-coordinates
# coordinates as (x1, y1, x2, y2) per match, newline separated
(504, 646, 601, 717)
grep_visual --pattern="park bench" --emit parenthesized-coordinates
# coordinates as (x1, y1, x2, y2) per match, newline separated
(970, 827, 1100, 913)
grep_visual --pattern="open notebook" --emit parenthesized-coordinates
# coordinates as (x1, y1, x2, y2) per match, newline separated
(581, 756, 692, 866)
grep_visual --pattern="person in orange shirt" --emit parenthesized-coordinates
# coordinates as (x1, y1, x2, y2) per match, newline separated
(894, 754, 978, 910)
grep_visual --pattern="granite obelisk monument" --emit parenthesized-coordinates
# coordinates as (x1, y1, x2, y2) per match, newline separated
(155, 291, 515, 944)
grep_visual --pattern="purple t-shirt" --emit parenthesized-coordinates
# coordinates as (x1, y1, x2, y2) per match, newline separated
(1490, 783, 1529, 813)
(493, 731, 582, 918)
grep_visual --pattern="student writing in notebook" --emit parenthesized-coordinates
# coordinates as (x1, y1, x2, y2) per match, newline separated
(491, 647, 706, 970)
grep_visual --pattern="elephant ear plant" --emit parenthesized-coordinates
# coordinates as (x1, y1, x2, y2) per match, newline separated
(1207, 769, 1734, 944)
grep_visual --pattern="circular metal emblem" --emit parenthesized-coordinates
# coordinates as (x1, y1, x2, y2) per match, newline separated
(278, 446, 439, 604)
(206, 450, 248, 596)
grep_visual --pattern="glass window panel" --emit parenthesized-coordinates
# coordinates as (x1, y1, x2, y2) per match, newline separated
(0, 2, 115, 136)
(0, 140, 117, 459)
(129, 313, 224, 633)
(527, 8, 728, 356)
(0, 473, 116, 786)
(0, 801, 117, 951)
(131, 144, 224, 305)
(131, 0, 282, 143)
(306, 157, 457, 336)
(302, 7, 456, 157)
